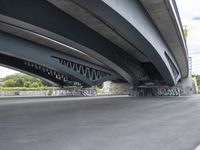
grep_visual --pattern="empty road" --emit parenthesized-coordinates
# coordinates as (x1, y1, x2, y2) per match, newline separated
(0, 95, 200, 150)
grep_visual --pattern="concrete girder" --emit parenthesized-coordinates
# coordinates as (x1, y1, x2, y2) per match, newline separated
(0, 32, 121, 86)
(139, 0, 188, 78)
(0, 18, 106, 68)
(0, 0, 147, 85)
(47, 0, 182, 85)
(46, 0, 149, 63)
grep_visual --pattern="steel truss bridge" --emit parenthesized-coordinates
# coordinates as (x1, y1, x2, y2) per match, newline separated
(0, 0, 188, 87)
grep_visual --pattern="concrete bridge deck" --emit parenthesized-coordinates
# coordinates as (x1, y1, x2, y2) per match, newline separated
(0, 0, 188, 87)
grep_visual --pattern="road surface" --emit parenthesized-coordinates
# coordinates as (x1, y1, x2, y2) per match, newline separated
(0, 95, 200, 150)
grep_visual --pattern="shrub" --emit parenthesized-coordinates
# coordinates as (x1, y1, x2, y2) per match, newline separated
(3, 79, 16, 87)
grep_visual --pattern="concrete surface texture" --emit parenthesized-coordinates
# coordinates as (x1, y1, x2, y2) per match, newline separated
(0, 96, 200, 150)
(102, 81, 129, 95)
(139, 0, 188, 78)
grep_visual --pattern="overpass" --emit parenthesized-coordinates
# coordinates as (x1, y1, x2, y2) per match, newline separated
(0, 0, 188, 91)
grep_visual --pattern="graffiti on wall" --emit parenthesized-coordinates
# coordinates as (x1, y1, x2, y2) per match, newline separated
(81, 88, 97, 96)
(156, 87, 180, 96)
(129, 87, 180, 96)
(50, 87, 97, 96)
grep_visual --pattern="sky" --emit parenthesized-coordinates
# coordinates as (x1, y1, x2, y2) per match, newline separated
(0, 0, 199, 77)
(176, 0, 200, 74)
(0, 67, 18, 78)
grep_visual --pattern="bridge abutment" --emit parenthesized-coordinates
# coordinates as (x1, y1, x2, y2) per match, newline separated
(129, 87, 180, 96)
(102, 77, 198, 96)
(102, 81, 129, 95)
(177, 76, 198, 96)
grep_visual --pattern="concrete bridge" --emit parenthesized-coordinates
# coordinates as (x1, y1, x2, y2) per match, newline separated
(0, 0, 190, 94)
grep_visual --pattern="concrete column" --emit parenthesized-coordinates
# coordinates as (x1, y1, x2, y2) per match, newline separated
(102, 81, 129, 95)
(177, 77, 198, 96)
(102, 76, 198, 96)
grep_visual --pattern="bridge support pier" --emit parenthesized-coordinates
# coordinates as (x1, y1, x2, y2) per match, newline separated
(129, 76, 198, 96)
(102, 81, 181, 96)
(103, 76, 198, 96)
(177, 76, 198, 96)
(102, 81, 130, 95)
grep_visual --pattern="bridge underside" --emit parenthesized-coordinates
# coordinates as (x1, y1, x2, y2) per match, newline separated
(0, 0, 187, 87)
(0, 32, 121, 86)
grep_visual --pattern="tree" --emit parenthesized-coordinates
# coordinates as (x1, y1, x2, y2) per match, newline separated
(24, 81, 31, 88)
(41, 80, 53, 87)
(4, 79, 16, 87)
(192, 74, 200, 86)
(96, 83, 103, 89)
(29, 82, 40, 88)
(15, 78, 24, 87)
(2, 73, 53, 87)
(196, 76, 200, 86)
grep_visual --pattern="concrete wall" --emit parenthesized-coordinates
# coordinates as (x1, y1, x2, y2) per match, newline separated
(0, 88, 97, 97)
(177, 77, 198, 96)
(102, 76, 198, 96)
(102, 81, 129, 95)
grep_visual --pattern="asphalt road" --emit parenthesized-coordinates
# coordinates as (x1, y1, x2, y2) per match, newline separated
(0, 95, 200, 150)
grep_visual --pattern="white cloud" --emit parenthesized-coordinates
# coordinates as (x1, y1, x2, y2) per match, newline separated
(176, 0, 200, 21)
(0, 66, 19, 78)
(176, 0, 200, 74)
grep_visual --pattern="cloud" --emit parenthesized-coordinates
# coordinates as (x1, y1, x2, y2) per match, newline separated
(176, 0, 200, 21)
(193, 17, 200, 21)
(0, 67, 19, 78)
(176, 0, 200, 74)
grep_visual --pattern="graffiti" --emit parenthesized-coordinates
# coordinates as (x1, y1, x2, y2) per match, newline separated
(48, 87, 97, 97)
(129, 87, 180, 96)
(82, 88, 97, 96)
(178, 85, 193, 96)
(156, 87, 180, 96)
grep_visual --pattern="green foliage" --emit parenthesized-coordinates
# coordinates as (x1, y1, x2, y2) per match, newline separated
(0, 87, 56, 91)
(96, 83, 103, 89)
(1, 73, 53, 87)
(15, 78, 24, 87)
(192, 74, 200, 86)
(24, 81, 31, 87)
(96, 87, 103, 94)
(41, 80, 53, 87)
(4, 79, 16, 87)
(29, 82, 41, 88)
